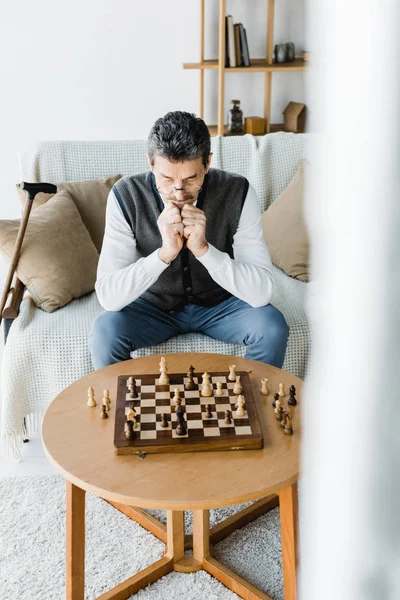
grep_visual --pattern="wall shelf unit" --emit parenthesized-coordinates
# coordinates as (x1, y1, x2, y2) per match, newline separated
(183, 0, 307, 136)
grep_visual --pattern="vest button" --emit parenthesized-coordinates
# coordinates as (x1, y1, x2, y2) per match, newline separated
(187, 295, 194, 302)
(169, 310, 176, 315)
(183, 266, 189, 272)
(185, 287, 192, 293)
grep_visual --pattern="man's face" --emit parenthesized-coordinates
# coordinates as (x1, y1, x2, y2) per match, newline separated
(149, 155, 211, 209)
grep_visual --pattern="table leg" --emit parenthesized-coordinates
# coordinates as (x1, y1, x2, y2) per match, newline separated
(66, 481, 85, 600)
(278, 483, 299, 600)
(193, 509, 272, 600)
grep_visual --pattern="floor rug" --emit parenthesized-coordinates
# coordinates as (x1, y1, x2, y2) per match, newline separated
(0, 475, 283, 600)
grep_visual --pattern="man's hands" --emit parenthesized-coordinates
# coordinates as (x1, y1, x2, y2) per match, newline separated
(157, 202, 208, 264)
(181, 204, 208, 257)
(157, 203, 184, 264)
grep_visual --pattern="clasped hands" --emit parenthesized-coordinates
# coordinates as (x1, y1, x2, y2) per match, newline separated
(158, 202, 208, 264)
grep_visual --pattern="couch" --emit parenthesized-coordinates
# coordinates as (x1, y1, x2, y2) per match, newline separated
(1, 133, 311, 458)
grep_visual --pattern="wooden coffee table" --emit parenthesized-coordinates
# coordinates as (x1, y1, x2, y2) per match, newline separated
(42, 353, 301, 600)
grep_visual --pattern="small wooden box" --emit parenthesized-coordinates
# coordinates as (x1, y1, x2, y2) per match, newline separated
(244, 117, 265, 136)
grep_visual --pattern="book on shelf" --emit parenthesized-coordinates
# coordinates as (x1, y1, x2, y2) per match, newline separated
(239, 23, 251, 67)
(226, 15, 236, 67)
(234, 23, 242, 66)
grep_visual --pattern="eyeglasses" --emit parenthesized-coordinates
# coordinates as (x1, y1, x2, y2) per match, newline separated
(157, 185, 202, 196)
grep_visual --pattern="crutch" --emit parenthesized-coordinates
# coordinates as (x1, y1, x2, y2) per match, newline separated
(0, 181, 57, 325)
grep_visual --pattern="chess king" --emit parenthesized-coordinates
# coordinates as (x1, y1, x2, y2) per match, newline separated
(90, 112, 289, 368)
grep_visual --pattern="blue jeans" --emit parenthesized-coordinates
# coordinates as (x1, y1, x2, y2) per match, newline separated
(89, 296, 289, 370)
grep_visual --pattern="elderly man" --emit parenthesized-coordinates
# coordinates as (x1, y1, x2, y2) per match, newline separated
(90, 111, 288, 369)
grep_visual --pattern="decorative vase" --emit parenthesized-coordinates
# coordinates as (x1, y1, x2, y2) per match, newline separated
(228, 99, 244, 134)
(285, 42, 295, 61)
(274, 44, 287, 63)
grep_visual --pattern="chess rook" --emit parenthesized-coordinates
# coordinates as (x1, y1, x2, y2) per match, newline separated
(260, 378, 269, 395)
(228, 365, 236, 381)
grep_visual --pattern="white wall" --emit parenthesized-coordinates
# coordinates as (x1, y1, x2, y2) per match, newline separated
(0, 0, 305, 221)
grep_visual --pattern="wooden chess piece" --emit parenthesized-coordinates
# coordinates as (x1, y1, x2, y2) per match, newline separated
(284, 412, 293, 435)
(205, 404, 212, 418)
(173, 388, 181, 404)
(124, 420, 135, 440)
(288, 384, 297, 406)
(273, 398, 282, 415)
(87, 386, 96, 407)
(159, 356, 170, 385)
(128, 378, 138, 398)
(278, 382, 285, 398)
(260, 378, 269, 395)
(280, 411, 288, 428)
(160, 413, 169, 428)
(100, 405, 108, 419)
(272, 393, 279, 408)
(215, 381, 224, 396)
(103, 389, 111, 411)
(228, 364, 236, 381)
(201, 372, 213, 397)
(185, 365, 196, 390)
(224, 409, 232, 425)
(174, 397, 182, 410)
(275, 405, 283, 421)
(175, 405, 187, 436)
(235, 395, 245, 418)
(233, 375, 242, 395)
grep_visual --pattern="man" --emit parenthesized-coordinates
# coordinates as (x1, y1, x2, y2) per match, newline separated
(90, 111, 289, 369)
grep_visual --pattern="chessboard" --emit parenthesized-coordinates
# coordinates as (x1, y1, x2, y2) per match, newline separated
(113, 371, 263, 455)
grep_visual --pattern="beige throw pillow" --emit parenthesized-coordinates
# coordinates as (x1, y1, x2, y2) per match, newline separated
(0, 189, 99, 312)
(262, 160, 309, 282)
(16, 174, 121, 252)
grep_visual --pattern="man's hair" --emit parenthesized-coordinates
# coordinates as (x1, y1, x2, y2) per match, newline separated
(148, 111, 211, 168)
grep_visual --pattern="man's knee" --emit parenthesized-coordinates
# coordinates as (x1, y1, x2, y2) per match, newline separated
(247, 305, 289, 344)
(90, 311, 132, 369)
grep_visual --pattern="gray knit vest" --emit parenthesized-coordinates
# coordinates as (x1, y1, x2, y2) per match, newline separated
(113, 168, 249, 313)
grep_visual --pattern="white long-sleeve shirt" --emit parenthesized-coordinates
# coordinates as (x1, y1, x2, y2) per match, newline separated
(96, 183, 274, 312)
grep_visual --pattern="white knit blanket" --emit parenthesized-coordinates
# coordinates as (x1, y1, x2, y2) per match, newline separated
(2, 133, 311, 458)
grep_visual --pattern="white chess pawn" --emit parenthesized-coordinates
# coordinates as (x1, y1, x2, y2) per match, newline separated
(274, 398, 282, 415)
(228, 365, 236, 381)
(235, 395, 246, 418)
(260, 378, 269, 395)
(278, 383, 285, 397)
(215, 381, 224, 396)
(87, 386, 96, 407)
(233, 375, 242, 395)
(201, 372, 213, 397)
(173, 388, 181, 404)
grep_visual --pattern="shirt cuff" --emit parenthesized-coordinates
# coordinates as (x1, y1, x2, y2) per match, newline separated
(142, 249, 170, 278)
(196, 243, 227, 272)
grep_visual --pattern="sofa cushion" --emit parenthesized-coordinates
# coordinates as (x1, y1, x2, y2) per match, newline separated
(16, 174, 121, 252)
(261, 160, 309, 282)
(0, 189, 99, 312)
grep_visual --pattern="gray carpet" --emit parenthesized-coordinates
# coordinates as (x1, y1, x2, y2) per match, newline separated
(0, 475, 283, 600)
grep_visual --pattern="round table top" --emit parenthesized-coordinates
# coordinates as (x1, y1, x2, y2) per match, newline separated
(42, 354, 302, 510)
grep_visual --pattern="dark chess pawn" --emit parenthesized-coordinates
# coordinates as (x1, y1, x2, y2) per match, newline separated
(288, 385, 297, 406)
(100, 404, 108, 419)
(224, 409, 232, 425)
(124, 420, 135, 440)
(272, 393, 279, 408)
(205, 404, 212, 418)
(128, 377, 138, 399)
(175, 405, 187, 436)
(160, 413, 169, 428)
(185, 365, 196, 390)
